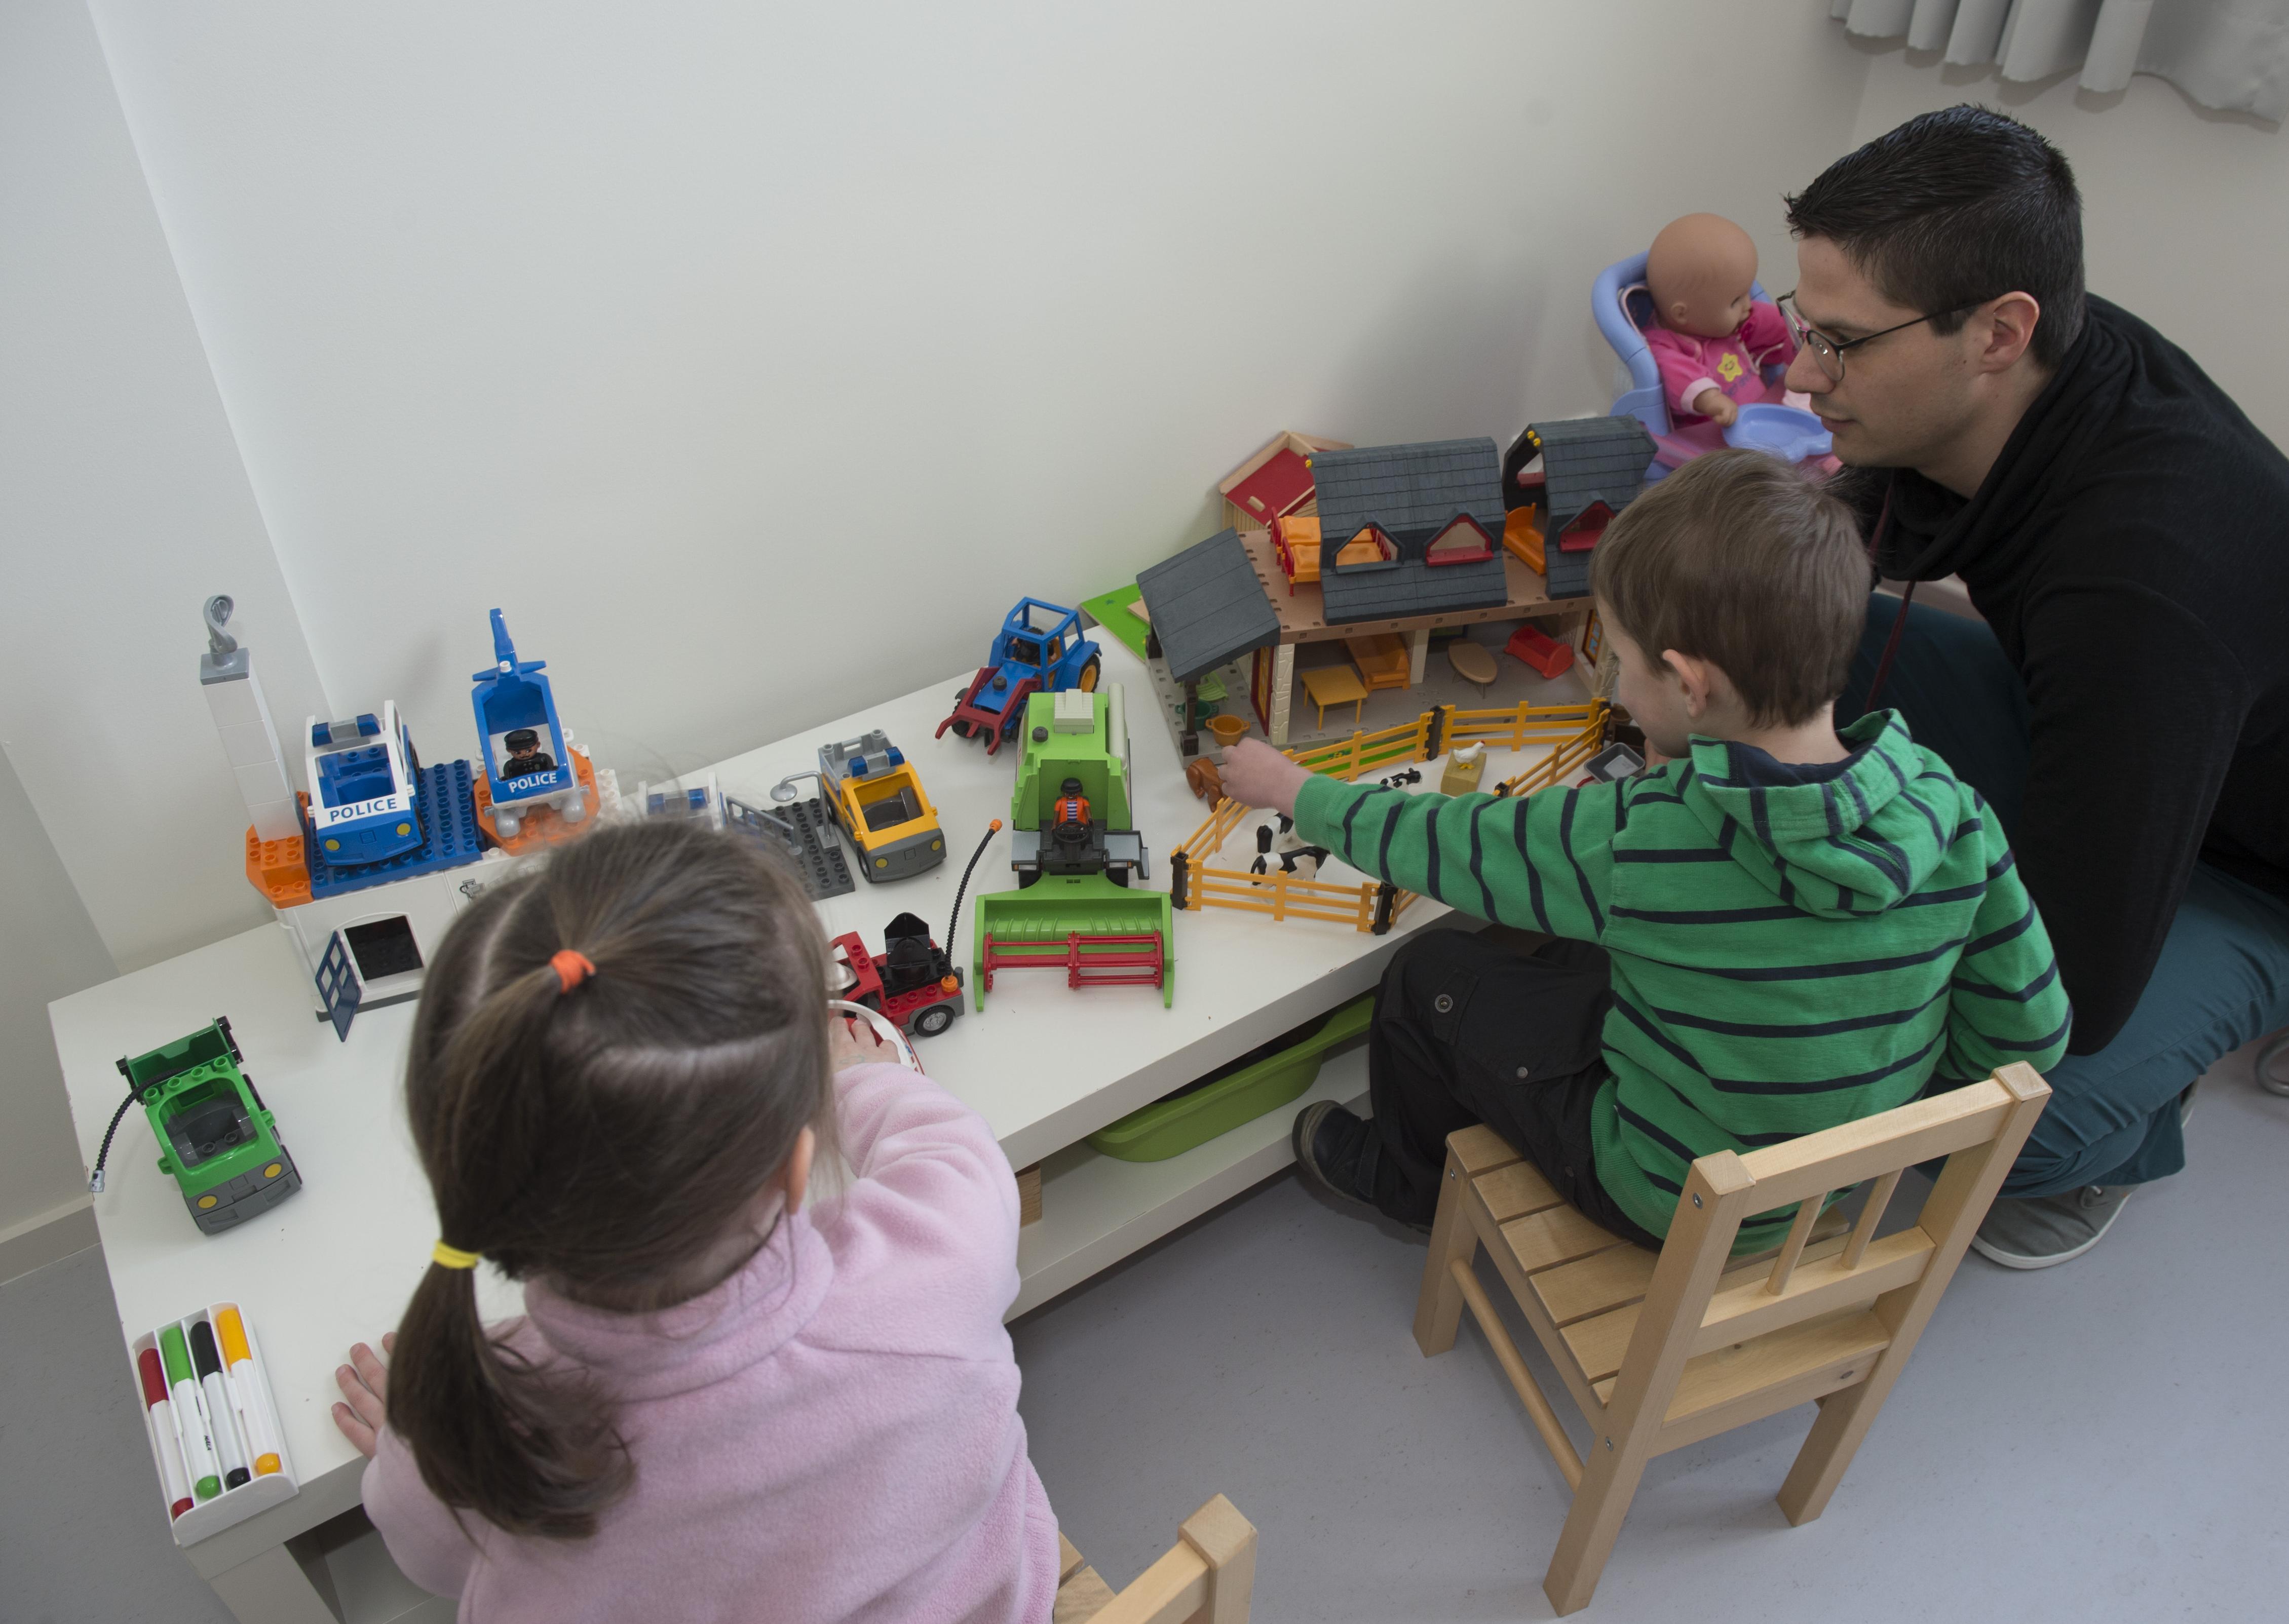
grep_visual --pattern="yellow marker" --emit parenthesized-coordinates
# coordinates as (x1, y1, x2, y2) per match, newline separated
(213, 1308, 283, 1477)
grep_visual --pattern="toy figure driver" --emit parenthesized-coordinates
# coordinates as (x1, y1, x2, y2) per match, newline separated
(1052, 777, 1090, 828)
(501, 727, 557, 778)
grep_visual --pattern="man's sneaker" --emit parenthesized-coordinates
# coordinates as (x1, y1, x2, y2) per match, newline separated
(1970, 1185, 2132, 1270)
(1291, 1101, 1377, 1215)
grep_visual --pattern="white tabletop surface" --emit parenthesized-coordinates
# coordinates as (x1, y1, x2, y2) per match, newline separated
(52, 629, 1577, 1569)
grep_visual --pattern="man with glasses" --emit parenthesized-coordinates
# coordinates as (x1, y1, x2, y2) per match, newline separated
(1777, 105, 2289, 1268)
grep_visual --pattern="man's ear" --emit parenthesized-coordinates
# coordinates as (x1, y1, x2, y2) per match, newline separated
(1974, 292, 2042, 374)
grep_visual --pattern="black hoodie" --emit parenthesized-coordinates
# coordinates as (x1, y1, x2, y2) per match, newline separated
(1855, 296, 2289, 1054)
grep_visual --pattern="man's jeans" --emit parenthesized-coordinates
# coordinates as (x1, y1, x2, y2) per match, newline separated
(1839, 590, 2289, 1197)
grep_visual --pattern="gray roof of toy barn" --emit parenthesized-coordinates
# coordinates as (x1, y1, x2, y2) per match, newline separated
(1530, 416, 1656, 533)
(1136, 527, 1282, 684)
(1310, 439, 1511, 625)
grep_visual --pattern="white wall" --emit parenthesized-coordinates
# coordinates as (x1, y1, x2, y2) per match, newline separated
(79, 0, 1868, 803)
(1844, 35, 2289, 445)
(1, 0, 333, 977)
(0, 747, 117, 1250)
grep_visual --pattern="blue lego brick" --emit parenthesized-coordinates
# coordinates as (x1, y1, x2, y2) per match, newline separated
(306, 759, 485, 900)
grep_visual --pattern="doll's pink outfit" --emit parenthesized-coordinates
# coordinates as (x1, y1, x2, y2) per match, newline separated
(1644, 299, 1798, 452)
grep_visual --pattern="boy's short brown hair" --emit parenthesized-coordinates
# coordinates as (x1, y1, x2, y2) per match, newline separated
(1589, 448, 1868, 726)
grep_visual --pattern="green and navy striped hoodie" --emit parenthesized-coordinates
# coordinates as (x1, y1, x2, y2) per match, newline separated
(1294, 711, 2071, 1248)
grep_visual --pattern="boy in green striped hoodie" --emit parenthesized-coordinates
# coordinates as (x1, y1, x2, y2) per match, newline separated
(1220, 448, 2070, 1252)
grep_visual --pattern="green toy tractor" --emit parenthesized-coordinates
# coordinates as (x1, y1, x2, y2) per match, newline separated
(974, 685, 1173, 1007)
(108, 1018, 302, 1235)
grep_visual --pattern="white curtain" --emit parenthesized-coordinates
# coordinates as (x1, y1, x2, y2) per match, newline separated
(1833, 0, 2289, 121)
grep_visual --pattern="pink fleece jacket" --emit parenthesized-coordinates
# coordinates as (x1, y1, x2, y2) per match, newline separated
(363, 1062, 1059, 1623)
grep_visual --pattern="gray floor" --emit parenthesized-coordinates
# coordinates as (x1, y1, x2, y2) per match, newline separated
(9, 1040, 2282, 1623)
(1011, 1036, 2289, 1622)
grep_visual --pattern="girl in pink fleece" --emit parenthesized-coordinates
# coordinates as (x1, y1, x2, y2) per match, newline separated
(327, 820, 1059, 1623)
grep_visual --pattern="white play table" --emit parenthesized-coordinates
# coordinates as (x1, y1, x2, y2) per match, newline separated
(53, 631, 1581, 1621)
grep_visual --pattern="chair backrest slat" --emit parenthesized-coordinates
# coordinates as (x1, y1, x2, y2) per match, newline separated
(1840, 1168, 1903, 1271)
(1763, 1194, 1826, 1296)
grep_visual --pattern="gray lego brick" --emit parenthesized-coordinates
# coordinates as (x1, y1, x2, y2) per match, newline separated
(1137, 528, 1282, 684)
(726, 793, 857, 901)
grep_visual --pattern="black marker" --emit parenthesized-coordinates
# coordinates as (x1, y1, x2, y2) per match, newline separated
(189, 1321, 252, 1490)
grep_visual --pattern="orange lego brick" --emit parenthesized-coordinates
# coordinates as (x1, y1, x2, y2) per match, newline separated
(244, 825, 311, 908)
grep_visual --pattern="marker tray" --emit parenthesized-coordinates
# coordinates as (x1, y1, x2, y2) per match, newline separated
(126, 1300, 299, 1546)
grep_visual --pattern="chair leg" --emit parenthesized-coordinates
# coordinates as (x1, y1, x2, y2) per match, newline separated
(1776, 1372, 1888, 1526)
(1543, 1433, 1651, 1616)
(1412, 1144, 1477, 1356)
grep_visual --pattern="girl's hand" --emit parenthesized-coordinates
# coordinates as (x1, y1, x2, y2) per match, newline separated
(332, 1332, 395, 1458)
(1218, 738, 1310, 819)
(827, 1012, 890, 1073)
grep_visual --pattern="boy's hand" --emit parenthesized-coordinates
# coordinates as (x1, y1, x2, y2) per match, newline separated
(332, 1331, 395, 1458)
(1217, 738, 1310, 819)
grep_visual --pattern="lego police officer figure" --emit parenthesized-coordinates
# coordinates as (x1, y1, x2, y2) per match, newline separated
(501, 727, 556, 778)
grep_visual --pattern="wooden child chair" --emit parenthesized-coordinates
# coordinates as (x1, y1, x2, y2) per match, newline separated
(1413, 1064, 2050, 1614)
(1054, 1494, 1256, 1623)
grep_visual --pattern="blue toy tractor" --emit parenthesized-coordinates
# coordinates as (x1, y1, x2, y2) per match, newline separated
(935, 598, 1101, 756)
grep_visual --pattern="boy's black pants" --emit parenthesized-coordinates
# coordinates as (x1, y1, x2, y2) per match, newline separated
(1358, 927, 1663, 1251)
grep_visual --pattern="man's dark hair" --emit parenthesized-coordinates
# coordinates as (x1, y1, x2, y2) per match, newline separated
(1592, 449, 1868, 727)
(1785, 104, 2084, 370)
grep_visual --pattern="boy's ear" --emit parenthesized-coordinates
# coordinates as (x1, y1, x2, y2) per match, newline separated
(1662, 649, 1719, 719)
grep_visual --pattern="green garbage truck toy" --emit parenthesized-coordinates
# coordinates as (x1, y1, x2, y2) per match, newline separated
(98, 1018, 303, 1235)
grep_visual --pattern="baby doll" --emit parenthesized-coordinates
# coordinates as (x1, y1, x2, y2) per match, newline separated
(1642, 213, 1796, 433)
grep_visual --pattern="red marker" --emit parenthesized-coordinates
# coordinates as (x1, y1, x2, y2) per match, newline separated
(137, 1347, 196, 1520)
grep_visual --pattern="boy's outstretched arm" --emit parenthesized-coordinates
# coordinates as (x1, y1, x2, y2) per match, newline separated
(1220, 740, 1612, 939)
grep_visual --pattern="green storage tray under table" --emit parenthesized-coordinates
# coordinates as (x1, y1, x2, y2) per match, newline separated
(1086, 994, 1374, 1162)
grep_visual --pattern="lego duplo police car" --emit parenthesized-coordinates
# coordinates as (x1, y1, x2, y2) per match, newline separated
(937, 598, 1102, 755)
(203, 598, 604, 1043)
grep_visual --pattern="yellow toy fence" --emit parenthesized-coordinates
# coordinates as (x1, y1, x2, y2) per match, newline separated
(1170, 699, 1609, 934)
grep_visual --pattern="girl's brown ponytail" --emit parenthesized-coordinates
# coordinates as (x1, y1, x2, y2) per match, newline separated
(388, 820, 830, 1539)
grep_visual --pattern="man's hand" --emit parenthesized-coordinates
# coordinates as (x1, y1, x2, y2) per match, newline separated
(1693, 388, 1738, 426)
(1218, 738, 1311, 819)
(332, 1332, 395, 1458)
(828, 1011, 891, 1072)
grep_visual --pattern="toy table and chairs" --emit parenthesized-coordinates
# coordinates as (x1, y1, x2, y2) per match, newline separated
(53, 632, 1548, 1624)
(1299, 663, 1369, 730)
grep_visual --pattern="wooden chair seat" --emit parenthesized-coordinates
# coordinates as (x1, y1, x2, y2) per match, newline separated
(1415, 1066, 2051, 1614)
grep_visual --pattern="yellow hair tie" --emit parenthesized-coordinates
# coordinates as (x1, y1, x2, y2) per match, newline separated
(432, 1240, 482, 1270)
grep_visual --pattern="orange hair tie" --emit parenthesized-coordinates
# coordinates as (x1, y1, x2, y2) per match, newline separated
(550, 949, 597, 993)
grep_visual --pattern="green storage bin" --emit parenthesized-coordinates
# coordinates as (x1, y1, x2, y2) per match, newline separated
(1086, 994, 1374, 1162)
